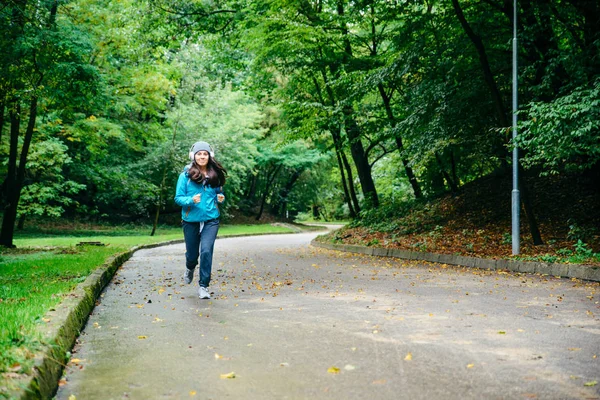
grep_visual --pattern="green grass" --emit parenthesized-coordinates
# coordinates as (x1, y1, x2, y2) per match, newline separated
(0, 223, 294, 390)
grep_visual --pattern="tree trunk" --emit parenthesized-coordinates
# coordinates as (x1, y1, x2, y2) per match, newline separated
(450, 150, 459, 188)
(256, 164, 282, 221)
(1, 97, 37, 247)
(317, 62, 362, 215)
(341, 151, 361, 214)
(277, 169, 303, 218)
(343, 106, 379, 207)
(519, 167, 543, 245)
(451, 0, 509, 167)
(330, 125, 360, 216)
(334, 148, 356, 218)
(0, 98, 5, 143)
(245, 172, 258, 201)
(377, 83, 423, 199)
(435, 152, 458, 193)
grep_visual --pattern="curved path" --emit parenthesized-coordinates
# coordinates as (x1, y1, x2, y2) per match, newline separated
(56, 232, 599, 399)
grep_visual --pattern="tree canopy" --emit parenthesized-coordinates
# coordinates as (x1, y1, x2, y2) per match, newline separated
(1, 0, 598, 246)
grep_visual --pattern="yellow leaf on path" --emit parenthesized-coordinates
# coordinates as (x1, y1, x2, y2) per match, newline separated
(158, 288, 165, 295)
(498, 331, 506, 334)
(404, 353, 413, 361)
(138, 335, 147, 339)
(568, 348, 581, 351)
(220, 372, 236, 379)
(68, 395, 76, 400)
(467, 364, 474, 368)
(312, 264, 320, 269)
(70, 358, 83, 364)
(136, 304, 144, 308)
(215, 353, 223, 359)
(584, 381, 597, 387)
(189, 390, 197, 396)
(327, 366, 340, 374)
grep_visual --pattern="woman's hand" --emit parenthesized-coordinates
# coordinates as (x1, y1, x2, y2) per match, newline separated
(193, 194, 201, 204)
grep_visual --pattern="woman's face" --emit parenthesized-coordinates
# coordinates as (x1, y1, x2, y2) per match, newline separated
(194, 150, 210, 167)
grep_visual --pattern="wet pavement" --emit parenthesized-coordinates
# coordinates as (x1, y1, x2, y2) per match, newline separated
(55, 232, 600, 399)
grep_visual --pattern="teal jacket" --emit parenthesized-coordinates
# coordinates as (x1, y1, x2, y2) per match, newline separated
(174, 170, 221, 222)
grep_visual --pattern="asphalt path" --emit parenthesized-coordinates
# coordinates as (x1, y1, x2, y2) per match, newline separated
(55, 231, 600, 399)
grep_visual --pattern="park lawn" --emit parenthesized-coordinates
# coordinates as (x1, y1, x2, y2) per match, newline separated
(0, 223, 294, 390)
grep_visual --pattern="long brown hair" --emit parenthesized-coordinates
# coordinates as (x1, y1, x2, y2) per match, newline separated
(188, 155, 227, 187)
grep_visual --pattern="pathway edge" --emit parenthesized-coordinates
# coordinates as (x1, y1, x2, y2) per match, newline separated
(311, 240, 600, 282)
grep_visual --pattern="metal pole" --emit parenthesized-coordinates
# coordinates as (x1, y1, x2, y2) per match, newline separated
(511, 0, 520, 255)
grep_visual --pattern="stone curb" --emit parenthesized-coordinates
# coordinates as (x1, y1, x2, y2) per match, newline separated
(14, 230, 302, 399)
(311, 240, 600, 282)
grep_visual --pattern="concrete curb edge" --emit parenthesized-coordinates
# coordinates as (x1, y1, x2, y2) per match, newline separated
(310, 240, 600, 282)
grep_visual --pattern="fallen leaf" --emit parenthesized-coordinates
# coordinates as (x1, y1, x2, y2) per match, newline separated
(567, 348, 581, 351)
(584, 381, 597, 387)
(8, 363, 22, 372)
(404, 353, 413, 361)
(220, 372, 236, 379)
(68, 395, 76, 400)
(215, 353, 223, 359)
(189, 390, 196, 396)
(372, 379, 386, 385)
(466, 364, 474, 368)
(138, 335, 147, 339)
(344, 365, 356, 371)
(327, 366, 340, 374)
(498, 331, 506, 334)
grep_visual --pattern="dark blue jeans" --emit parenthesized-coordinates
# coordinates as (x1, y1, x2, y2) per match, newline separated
(182, 219, 219, 288)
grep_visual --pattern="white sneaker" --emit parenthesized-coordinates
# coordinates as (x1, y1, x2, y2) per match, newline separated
(184, 268, 194, 284)
(198, 287, 211, 299)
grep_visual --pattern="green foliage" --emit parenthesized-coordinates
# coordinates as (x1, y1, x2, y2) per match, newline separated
(2, 0, 599, 237)
(18, 138, 86, 219)
(517, 241, 600, 265)
(517, 80, 600, 174)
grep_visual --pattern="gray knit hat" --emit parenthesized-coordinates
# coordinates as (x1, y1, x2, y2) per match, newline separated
(189, 141, 214, 160)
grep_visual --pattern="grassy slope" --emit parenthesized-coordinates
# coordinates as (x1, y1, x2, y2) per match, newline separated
(319, 172, 600, 265)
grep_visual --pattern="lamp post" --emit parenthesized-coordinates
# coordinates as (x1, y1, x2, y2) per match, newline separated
(511, 0, 520, 255)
